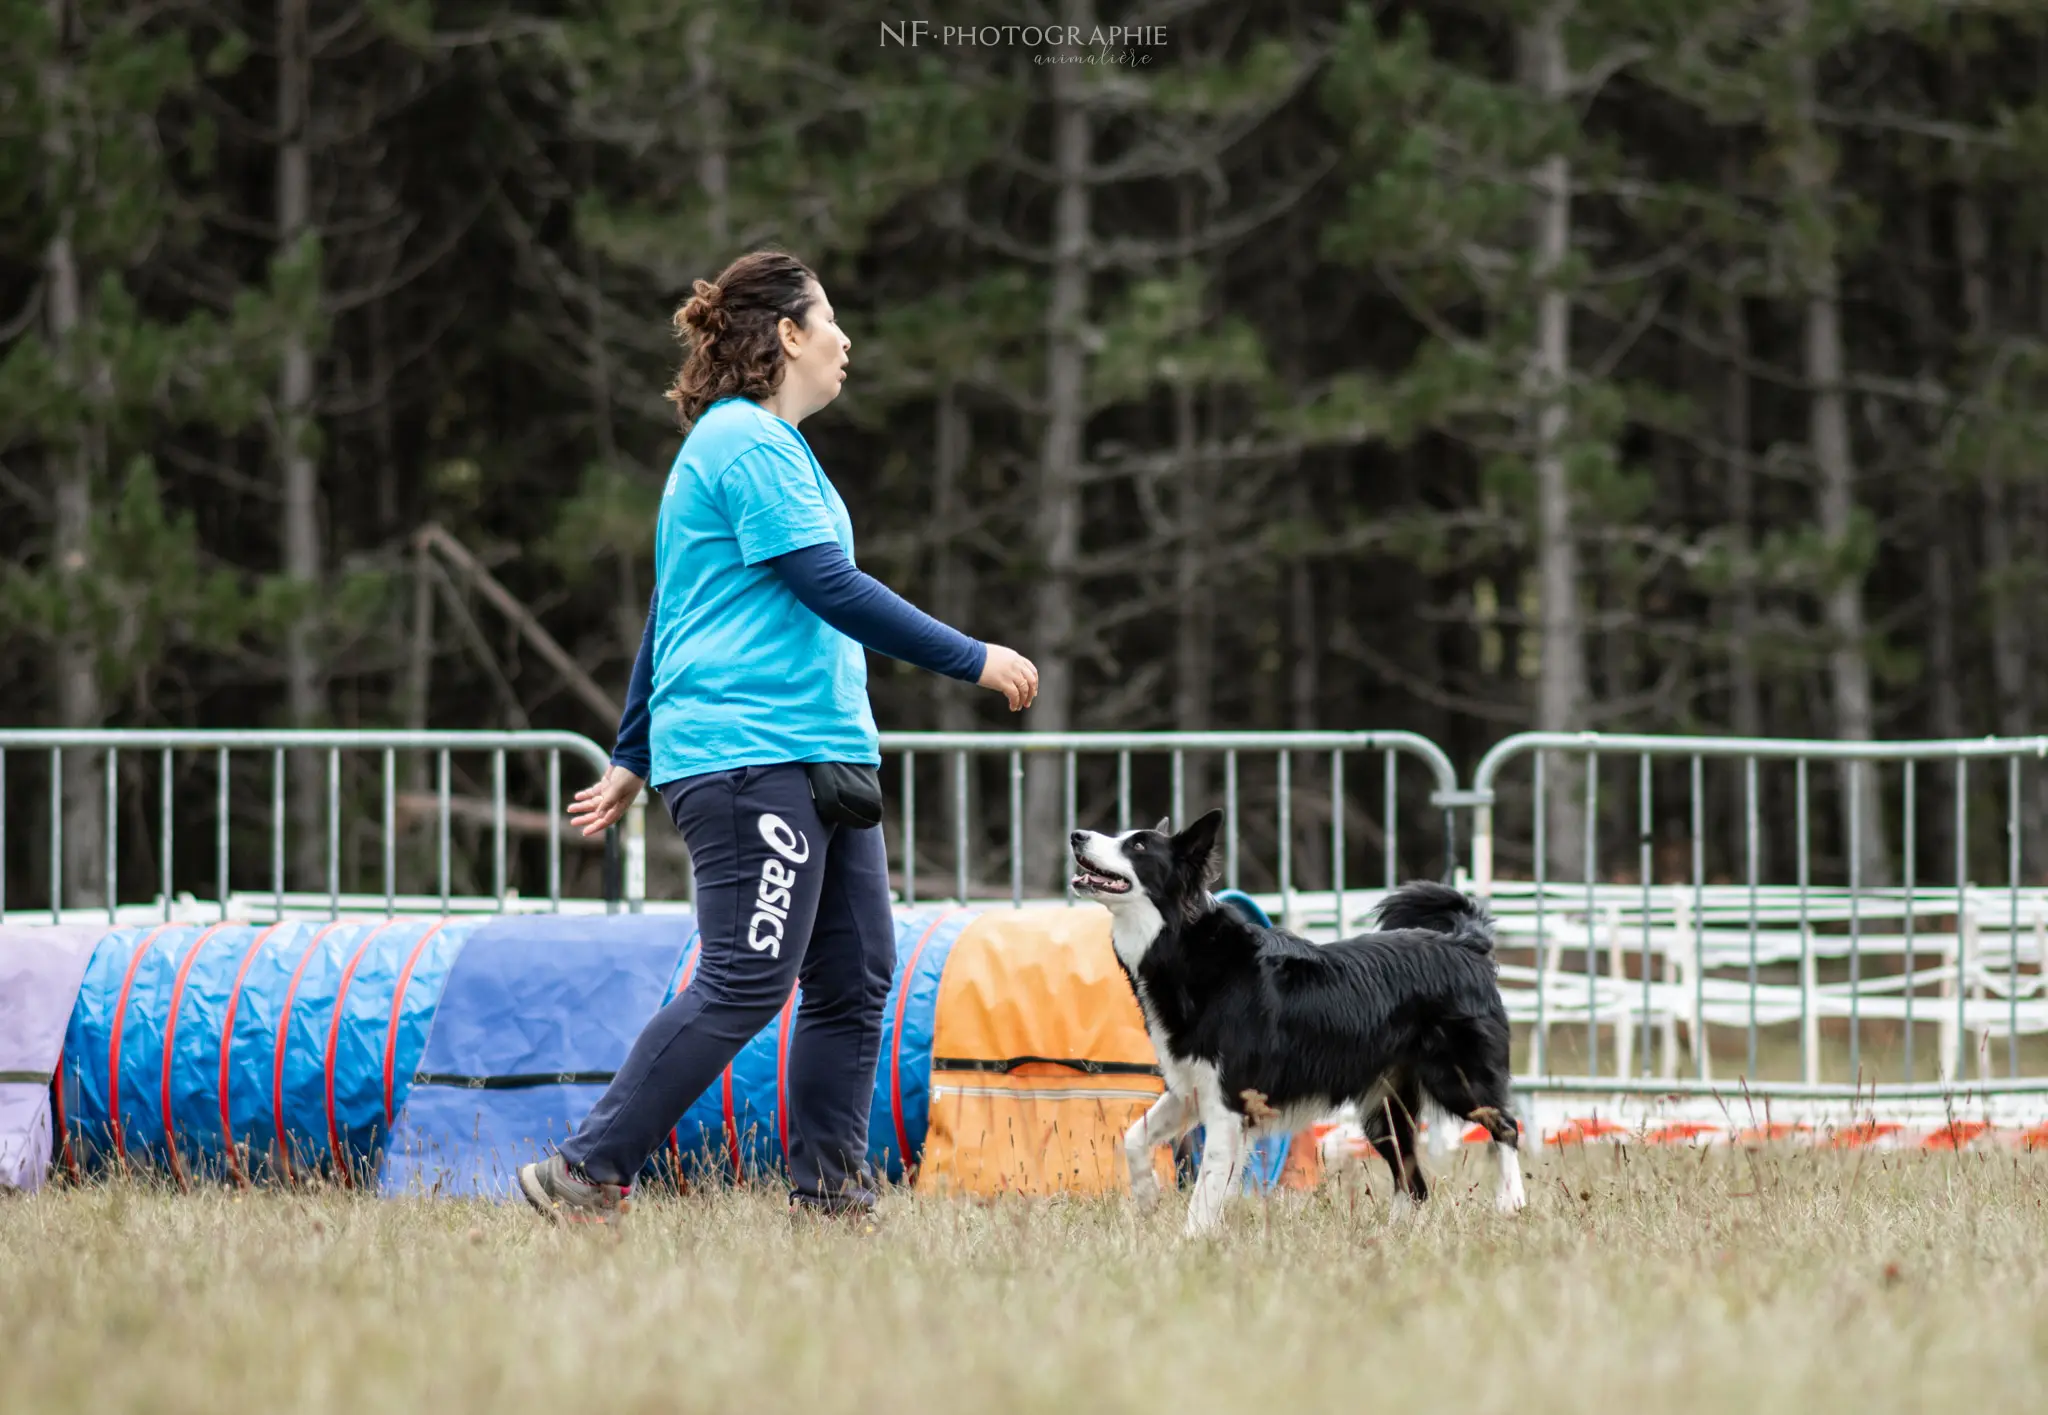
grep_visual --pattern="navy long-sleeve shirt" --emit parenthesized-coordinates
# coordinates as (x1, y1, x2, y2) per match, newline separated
(609, 542, 986, 779)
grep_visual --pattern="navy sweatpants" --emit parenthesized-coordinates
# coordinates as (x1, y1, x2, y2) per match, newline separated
(560, 763, 897, 1207)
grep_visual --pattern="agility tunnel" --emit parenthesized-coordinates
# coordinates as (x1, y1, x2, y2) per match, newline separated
(4, 902, 1337, 1199)
(47, 918, 478, 1187)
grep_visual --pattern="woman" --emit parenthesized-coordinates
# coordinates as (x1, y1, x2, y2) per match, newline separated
(518, 250, 1037, 1226)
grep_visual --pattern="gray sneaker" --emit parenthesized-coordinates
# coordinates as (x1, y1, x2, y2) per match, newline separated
(788, 1193, 882, 1236)
(518, 1152, 630, 1227)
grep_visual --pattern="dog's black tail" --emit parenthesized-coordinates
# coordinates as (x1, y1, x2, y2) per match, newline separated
(1372, 880, 1495, 952)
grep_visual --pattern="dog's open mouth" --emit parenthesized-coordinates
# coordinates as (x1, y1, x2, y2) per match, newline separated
(1071, 867, 1132, 896)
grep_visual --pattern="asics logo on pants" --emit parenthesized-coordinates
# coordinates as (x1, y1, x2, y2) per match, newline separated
(747, 812, 812, 957)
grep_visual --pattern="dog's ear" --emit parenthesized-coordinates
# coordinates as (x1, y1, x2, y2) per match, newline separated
(1153, 816, 1171, 834)
(1173, 809, 1223, 874)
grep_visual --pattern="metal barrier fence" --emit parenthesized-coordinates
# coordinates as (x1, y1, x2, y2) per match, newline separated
(0, 730, 626, 924)
(1469, 733, 2048, 1099)
(0, 728, 1464, 930)
(874, 730, 1465, 928)
(8, 724, 2048, 1104)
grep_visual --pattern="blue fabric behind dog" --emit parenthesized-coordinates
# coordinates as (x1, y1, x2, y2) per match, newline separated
(1214, 890, 1272, 928)
(379, 913, 694, 1197)
(1192, 893, 1298, 1192)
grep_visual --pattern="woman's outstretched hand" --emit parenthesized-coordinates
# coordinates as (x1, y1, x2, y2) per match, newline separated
(978, 644, 1039, 712)
(568, 763, 647, 837)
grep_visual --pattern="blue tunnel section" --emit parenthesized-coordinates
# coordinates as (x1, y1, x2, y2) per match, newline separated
(50, 906, 984, 1196)
(58, 919, 475, 1183)
(381, 912, 695, 1197)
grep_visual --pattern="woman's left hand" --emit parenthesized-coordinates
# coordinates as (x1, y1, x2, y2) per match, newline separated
(978, 644, 1039, 711)
(568, 764, 647, 836)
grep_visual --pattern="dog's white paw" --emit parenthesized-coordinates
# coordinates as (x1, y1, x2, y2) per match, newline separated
(1126, 1147, 1164, 1211)
(1492, 1145, 1527, 1214)
(1388, 1192, 1418, 1226)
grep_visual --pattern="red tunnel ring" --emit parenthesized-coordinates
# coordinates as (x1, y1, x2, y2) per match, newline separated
(158, 923, 236, 1187)
(217, 923, 287, 1186)
(106, 925, 180, 1167)
(270, 922, 351, 1183)
(323, 920, 406, 1188)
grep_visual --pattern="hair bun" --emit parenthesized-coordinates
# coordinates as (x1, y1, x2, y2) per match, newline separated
(677, 278, 728, 341)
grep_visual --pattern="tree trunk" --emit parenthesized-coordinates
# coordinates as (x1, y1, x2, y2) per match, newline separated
(1020, 0, 1092, 893)
(1921, 502, 1962, 879)
(42, 0, 104, 908)
(1171, 378, 1215, 810)
(1722, 295, 1760, 741)
(1722, 280, 1764, 874)
(1288, 476, 1325, 884)
(1957, 194, 2029, 737)
(1808, 274, 1889, 885)
(1522, 7, 1589, 879)
(1957, 188, 2045, 851)
(931, 383, 979, 886)
(370, 295, 398, 534)
(1915, 191, 1961, 746)
(1172, 187, 1215, 808)
(691, 8, 729, 252)
(1925, 505, 1963, 740)
(404, 538, 434, 794)
(1787, 5, 1888, 888)
(277, 0, 326, 888)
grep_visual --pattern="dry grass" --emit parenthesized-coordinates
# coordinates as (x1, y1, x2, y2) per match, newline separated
(6, 1147, 2048, 1414)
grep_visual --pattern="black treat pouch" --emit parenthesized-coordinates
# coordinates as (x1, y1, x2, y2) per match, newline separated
(805, 761, 884, 829)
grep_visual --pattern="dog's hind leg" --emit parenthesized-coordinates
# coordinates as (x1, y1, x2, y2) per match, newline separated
(1361, 1078, 1428, 1221)
(1123, 1089, 1190, 1212)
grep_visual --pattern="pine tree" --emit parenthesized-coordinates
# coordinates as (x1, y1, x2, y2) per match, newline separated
(910, 2, 1328, 888)
(1317, 0, 1687, 874)
(0, 0, 278, 903)
(1642, 0, 2047, 882)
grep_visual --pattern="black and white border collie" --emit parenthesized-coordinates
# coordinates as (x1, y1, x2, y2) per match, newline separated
(1070, 809, 1527, 1237)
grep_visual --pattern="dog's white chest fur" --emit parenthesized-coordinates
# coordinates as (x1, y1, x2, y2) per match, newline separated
(1108, 900, 1167, 973)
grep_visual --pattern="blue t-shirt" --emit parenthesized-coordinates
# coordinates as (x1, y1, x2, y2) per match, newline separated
(647, 398, 880, 783)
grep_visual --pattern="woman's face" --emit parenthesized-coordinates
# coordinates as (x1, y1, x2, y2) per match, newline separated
(778, 280, 851, 414)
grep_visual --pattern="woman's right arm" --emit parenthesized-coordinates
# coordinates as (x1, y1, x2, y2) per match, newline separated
(568, 587, 654, 837)
(610, 586, 657, 780)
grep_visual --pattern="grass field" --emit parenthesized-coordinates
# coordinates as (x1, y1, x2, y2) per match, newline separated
(6, 1146, 2048, 1414)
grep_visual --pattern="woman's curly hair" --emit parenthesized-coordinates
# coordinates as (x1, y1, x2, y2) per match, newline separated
(665, 250, 820, 433)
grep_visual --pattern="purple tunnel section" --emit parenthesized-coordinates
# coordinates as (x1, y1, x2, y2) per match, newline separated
(0, 925, 107, 1192)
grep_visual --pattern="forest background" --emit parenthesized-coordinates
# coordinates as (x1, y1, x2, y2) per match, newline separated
(8, 0, 2048, 902)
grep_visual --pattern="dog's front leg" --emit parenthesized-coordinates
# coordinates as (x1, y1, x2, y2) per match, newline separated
(1493, 1141, 1527, 1213)
(1182, 1104, 1247, 1239)
(1467, 1107, 1527, 1214)
(1123, 1089, 1189, 1212)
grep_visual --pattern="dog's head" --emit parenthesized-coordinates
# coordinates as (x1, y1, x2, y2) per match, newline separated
(1069, 809, 1223, 925)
